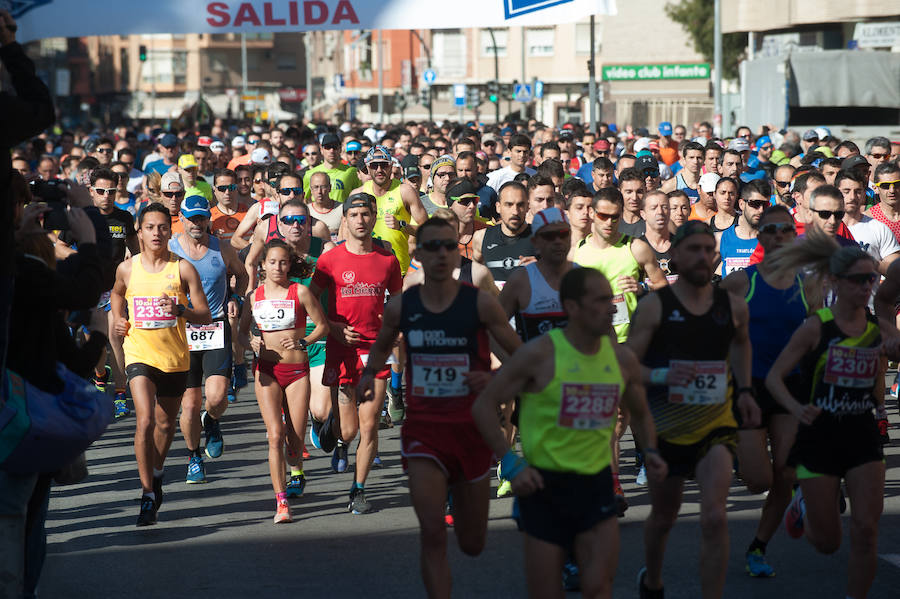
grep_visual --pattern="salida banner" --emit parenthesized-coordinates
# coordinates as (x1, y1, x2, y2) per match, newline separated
(6, 0, 615, 42)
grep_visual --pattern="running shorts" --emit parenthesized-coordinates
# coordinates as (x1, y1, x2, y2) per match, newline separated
(736, 374, 800, 428)
(401, 418, 494, 484)
(789, 412, 883, 479)
(186, 320, 233, 388)
(125, 363, 188, 399)
(658, 426, 737, 479)
(322, 346, 389, 386)
(256, 360, 310, 388)
(307, 341, 326, 369)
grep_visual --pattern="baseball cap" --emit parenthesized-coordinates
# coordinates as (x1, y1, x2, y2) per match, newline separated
(814, 127, 832, 140)
(403, 165, 421, 181)
(633, 137, 651, 153)
(531, 207, 570, 237)
(658, 121, 673, 136)
(671, 220, 715, 248)
(802, 129, 819, 142)
(635, 127, 650, 138)
(500, 126, 514, 136)
(365, 145, 392, 165)
(197, 136, 213, 147)
(636, 154, 659, 175)
(812, 145, 834, 158)
(446, 179, 479, 204)
(159, 133, 178, 148)
(699, 172, 721, 193)
(593, 139, 611, 152)
(177, 154, 199, 170)
(319, 132, 341, 147)
(342, 192, 376, 214)
(559, 130, 575, 141)
(180, 195, 211, 219)
(648, 140, 660, 151)
(209, 140, 226, 153)
(250, 148, 272, 165)
(755, 135, 772, 149)
(728, 138, 750, 152)
(231, 135, 246, 148)
(842, 155, 869, 170)
(345, 140, 362, 152)
(769, 150, 789, 166)
(160, 171, 184, 191)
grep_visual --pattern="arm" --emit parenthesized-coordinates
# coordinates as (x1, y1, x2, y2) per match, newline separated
(402, 267, 423, 291)
(765, 316, 822, 425)
(631, 238, 668, 290)
(125, 225, 140, 257)
(402, 184, 428, 236)
(497, 268, 526, 318)
(472, 228, 487, 264)
(472, 261, 499, 295)
(177, 261, 212, 324)
(296, 285, 329, 345)
(874, 259, 900, 339)
(728, 293, 760, 428)
(624, 293, 661, 383)
(244, 226, 266, 289)
(311, 219, 332, 244)
(879, 251, 900, 276)
(230, 203, 260, 250)
(111, 260, 132, 337)
(221, 240, 249, 318)
(478, 289, 523, 356)
(615, 344, 667, 482)
(719, 268, 750, 298)
(357, 295, 402, 401)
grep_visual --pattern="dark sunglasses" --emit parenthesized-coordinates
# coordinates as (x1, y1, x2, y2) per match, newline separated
(642, 169, 660, 178)
(450, 195, 477, 207)
(875, 180, 899, 190)
(536, 229, 571, 241)
(838, 272, 878, 285)
(870, 153, 889, 160)
(594, 212, 620, 221)
(162, 190, 185, 198)
(253, 178, 264, 184)
(758, 222, 796, 235)
(774, 180, 791, 188)
(417, 239, 457, 252)
(280, 214, 307, 226)
(744, 199, 769, 210)
(279, 187, 303, 196)
(813, 209, 845, 221)
(216, 184, 237, 192)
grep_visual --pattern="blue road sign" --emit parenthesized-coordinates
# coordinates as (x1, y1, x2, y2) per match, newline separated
(454, 83, 467, 107)
(534, 80, 544, 99)
(514, 83, 532, 102)
(423, 69, 437, 84)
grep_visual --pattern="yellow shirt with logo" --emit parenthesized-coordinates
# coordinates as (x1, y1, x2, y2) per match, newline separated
(366, 179, 412, 274)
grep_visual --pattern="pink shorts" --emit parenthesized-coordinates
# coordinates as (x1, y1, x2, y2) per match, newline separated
(401, 418, 495, 484)
(256, 360, 309, 388)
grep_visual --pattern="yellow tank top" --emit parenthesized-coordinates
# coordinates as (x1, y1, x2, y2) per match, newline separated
(123, 254, 189, 373)
(519, 329, 623, 475)
(573, 234, 641, 343)
(366, 179, 412, 274)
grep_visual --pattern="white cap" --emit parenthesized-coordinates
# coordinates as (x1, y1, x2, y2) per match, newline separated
(231, 135, 246, 148)
(728, 138, 750, 152)
(692, 136, 708, 144)
(160, 170, 183, 191)
(633, 137, 651, 153)
(250, 148, 272, 165)
(814, 127, 831, 140)
(531, 207, 570, 237)
(363, 127, 378, 143)
(209, 140, 226, 153)
(699, 172, 721, 193)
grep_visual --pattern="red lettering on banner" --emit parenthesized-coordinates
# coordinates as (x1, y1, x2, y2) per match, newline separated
(304, 1, 327, 24)
(289, 1, 299, 25)
(264, 3, 286, 25)
(234, 3, 261, 26)
(332, 0, 359, 24)
(206, 2, 230, 26)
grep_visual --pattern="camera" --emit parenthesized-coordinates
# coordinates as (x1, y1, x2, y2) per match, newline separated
(30, 179, 69, 230)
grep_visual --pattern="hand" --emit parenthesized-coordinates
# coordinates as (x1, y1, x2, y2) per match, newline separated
(790, 402, 822, 426)
(227, 299, 239, 319)
(518, 255, 537, 267)
(617, 275, 639, 294)
(159, 293, 177, 317)
(463, 371, 493, 394)
(737, 392, 762, 429)
(357, 372, 375, 403)
(666, 362, 696, 387)
(114, 317, 130, 337)
(332, 322, 360, 346)
(644, 451, 668, 485)
(249, 335, 263, 354)
(383, 212, 399, 230)
(280, 337, 300, 350)
(510, 466, 544, 497)
(0, 10, 17, 46)
(16, 202, 50, 236)
(67, 206, 97, 244)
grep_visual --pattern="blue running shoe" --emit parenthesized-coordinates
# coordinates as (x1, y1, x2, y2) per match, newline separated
(136, 495, 158, 526)
(186, 455, 207, 484)
(636, 465, 648, 487)
(562, 559, 581, 591)
(114, 392, 131, 420)
(332, 442, 349, 473)
(227, 386, 236, 403)
(372, 454, 383, 468)
(309, 414, 323, 450)
(233, 362, 248, 390)
(745, 549, 775, 577)
(286, 473, 306, 498)
(202, 411, 224, 459)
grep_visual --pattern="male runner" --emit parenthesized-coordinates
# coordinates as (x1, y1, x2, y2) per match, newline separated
(473, 181, 536, 290)
(691, 174, 720, 222)
(472, 267, 667, 599)
(639, 190, 678, 283)
(487, 134, 536, 193)
(309, 194, 403, 514)
(110, 203, 211, 525)
(169, 196, 248, 483)
(866, 162, 900, 240)
(566, 188, 593, 256)
(308, 171, 342, 242)
(303, 132, 361, 204)
(209, 169, 249, 242)
(617, 168, 647, 237)
(662, 141, 704, 202)
(526, 175, 556, 224)
(667, 190, 691, 232)
(421, 155, 457, 215)
(715, 180, 766, 277)
(627, 220, 761, 598)
(359, 217, 521, 598)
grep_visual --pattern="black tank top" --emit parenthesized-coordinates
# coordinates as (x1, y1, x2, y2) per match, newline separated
(481, 224, 535, 286)
(708, 213, 739, 234)
(638, 235, 676, 278)
(459, 258, 474, 285)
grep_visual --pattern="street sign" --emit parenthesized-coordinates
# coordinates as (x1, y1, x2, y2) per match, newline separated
(334, 74, 345, 89)
(453, 83, 466, 107)
(534, 80, 544, 99)
(423, 69, 437, 85)
(513, 83, 532, 103)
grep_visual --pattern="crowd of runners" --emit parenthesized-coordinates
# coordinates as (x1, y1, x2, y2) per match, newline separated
(9, 68, 900, 597)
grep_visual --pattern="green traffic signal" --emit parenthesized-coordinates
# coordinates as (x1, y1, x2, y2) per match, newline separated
(489, 94, 498, 103)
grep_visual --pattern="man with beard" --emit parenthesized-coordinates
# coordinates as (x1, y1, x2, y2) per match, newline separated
(473, 182, 536, 290)
(715, 180, 766, 278)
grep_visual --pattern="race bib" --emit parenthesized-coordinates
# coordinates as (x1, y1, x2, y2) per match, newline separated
(254, 299, 295, 331)
(411, 353, 470, 398)
(823, 345, 878, 388)
(668, 360, 728, 405)
(611, 294, 630, 326)
(132, 296, 176, 329)
(723, 257, 750, 275)
(558, 383, 619, 430)
(260, 199, 279, 217)
(187, 321, 225, 351)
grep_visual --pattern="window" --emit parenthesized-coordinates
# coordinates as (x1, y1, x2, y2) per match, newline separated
(480, 29, 508, 57)
(433, 29, 467, 78)
(526, 27, 554, 57)
(140, 50, 188, 85)
(208, 51, 229, 73)
(575, 22, 601, 55)
(277, 53, 297, 71)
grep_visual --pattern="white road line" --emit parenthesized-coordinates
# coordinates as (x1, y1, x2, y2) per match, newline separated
(879, 554, 900, 569)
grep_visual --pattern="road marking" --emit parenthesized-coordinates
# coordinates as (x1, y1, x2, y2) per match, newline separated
(879, 554, 900, 569)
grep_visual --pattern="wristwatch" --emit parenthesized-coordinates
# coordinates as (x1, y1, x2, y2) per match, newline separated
(175, 304, 186, 317)
(296, 338, 308, 351)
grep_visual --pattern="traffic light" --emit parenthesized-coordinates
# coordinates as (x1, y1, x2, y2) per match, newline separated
(139, 45, 147, 62)
(466, 86, 480, 108)
(500, 83, 513, 100)
(419, 87, 431, 108)
(487, 80, 499, 104)
(394, 90, 408, 111)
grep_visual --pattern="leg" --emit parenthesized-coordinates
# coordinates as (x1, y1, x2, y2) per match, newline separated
(355, 377, 386, 485)
(736, 428, 772, 494)
(130, 376, 158, 492)
(799, 475, 842, 554)
(523, 535, 567, 599)
(335, 384, 360, 443)
(107, 310, 126, 392)
(154, 395, 183, 470)
(754, 414, 797, 543)
(643, 475, 685, 589)
(308, 364, 331, 421)
(844, 460, 885, 599)
(283, 374, 311, 470)
(574, 517, 619, 599)
(407, 459, 452, 599)
(0, 471, 39, 599)
(448, 475, 491, 556)
(694, 444, 734, 599)
(179, 387, 203, 453)
(611, 405, 630, 474)
(255, 375, 288, 494)
(204, 374, 230, 420)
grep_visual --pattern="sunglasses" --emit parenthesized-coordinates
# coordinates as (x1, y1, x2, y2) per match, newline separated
(162, 190, 185, 198)
(96, 148, 113, 154)
(838, 272, 878, 285)
(247, 140, 259, 145)
(875, 180, 899, 190)
(536, 229, 571, 241)
(369, 162, 391, 171)
(253, 179, 264, 184)
(813, 209, 845, 221)
(303, 152, 319, 156)
(417, 239, 457, 252)
(595, 212, 620, 222)
(744, 199, 769, 210)
(279, 187, 303, 196)
(216, 184, 237, 192)
(420, 163, 434, 170)
(450, 195, 477, 207)
(760, 145, 773, 151)
(774, 180, 791, 188)
(280, 214, 307, 226)
(870, 153, 889, 160)
(346, 150, 360, 155)
(93, 187, 116, 196)
(642, 169, 660, 178)
(758, 222, 796, 235)
(434, 171, 454, 179)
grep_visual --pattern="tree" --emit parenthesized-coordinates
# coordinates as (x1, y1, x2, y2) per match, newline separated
(665, 0, 748, 80)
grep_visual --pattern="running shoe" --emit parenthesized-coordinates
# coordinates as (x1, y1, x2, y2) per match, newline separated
(636, 465, 648, 487)
(372, 454, 383, 468)
(302, 444, 310, 459)
(745, 549, 774, 577)
(202, 411, 225, 459)
(136, 495, 158, 526)
(332, 442, 349, 473)
(562, 559, 581, 591)
(877, 416, 890, 445)
(153, 474, 164, 508)
(387, 384, 405, 424)
(379, 409, 393, 430)
(274, 501, 292, 524)
(784, 488, 805, 539)
(309, 414, 324, 450)
(233, 362, 249, 390)
(186, 455, 207, 484)
(496, 480, 513, 498)
(113, 392, 131, 419)
(286, 473, 306, 498)
(319, 412, 338, 453)
(92, 365, 111, 394)
(637, 567, 664, 599)
(227, 386, 236, 403)
(348, 486, 373, 515)
(615, 483, 628, 517)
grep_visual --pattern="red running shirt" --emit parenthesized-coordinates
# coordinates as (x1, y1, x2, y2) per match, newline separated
(312, 243, 402, 347)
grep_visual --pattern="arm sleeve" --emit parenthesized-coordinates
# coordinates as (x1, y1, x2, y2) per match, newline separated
(0, 42, 55, 147)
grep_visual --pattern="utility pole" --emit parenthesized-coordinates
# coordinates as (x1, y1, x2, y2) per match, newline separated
(520, 27, 526, 120)
(240, 33, 248, 119)
(409, 29, 433, 123)
(588, 15, 597, 132)
(488, 28, 500, 123)
(713, 0, 722, 136)
(304, 33, 313, 122)
(377, 30, 384, 124)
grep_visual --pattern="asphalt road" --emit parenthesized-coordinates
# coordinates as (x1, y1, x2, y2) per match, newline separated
(37, 385, 900, 598)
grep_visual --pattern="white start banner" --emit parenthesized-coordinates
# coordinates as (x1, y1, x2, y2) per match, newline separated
(6, 0, 616, 42)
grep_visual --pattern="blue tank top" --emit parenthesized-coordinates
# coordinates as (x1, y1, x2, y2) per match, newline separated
(744, 264, 808, 379)
(718, 225, 759, 277)
(675, 172, 700, 201)
(169, 235, 228, 319)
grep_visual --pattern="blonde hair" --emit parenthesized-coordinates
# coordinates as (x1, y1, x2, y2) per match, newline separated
(430, 207, 459, 228)
(145, 171, 162, 201)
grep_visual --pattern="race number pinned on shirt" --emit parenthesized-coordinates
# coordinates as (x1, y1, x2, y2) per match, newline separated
(558, 383, 619, 430)
(724, 257, 750, 275)
(668, 360, 728, 405)
(411, 354, 470, 398)
(823, 345, 879, 388)
(611, 294, 630, 326)
(132, 296, 176, 329)
(261, 199, 279, 218)
(187, 321, 225, 351)
(254, 299, 295, 331)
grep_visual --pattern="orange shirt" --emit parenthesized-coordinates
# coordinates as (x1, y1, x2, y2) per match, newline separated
(210, 204, 249, 240)
(458, 221, 487, 259)
(659, 147, 679, 166)
(689, 204, 715, 222)
(226, 154, 251, 172)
